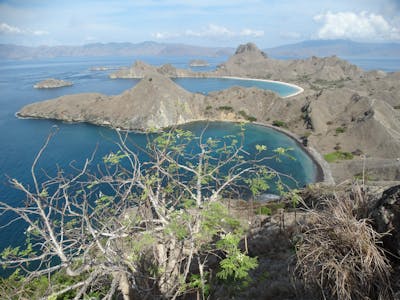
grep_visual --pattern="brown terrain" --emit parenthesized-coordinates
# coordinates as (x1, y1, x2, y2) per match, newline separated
(18, 43, 400, 184)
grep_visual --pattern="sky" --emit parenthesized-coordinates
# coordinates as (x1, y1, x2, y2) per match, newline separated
(0, 0, 399, 47)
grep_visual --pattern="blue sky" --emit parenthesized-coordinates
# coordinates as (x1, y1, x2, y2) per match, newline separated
(0, 0, 399, 47)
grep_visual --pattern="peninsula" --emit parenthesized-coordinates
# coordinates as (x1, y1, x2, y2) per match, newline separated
(18, 43, 400, 183)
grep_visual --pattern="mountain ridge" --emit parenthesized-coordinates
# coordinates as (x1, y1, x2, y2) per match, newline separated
(264, 39, 400, 58)
(0, 42, 234, 60)
(2, 39, 400, 60)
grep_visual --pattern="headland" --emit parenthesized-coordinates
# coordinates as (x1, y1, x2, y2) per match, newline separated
(17, 42, 400, 184)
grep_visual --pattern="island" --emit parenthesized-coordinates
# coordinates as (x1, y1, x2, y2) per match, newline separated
(33, 78, 73, 89)
(189, 59, 209, 67)
(19, 43, 400, 184)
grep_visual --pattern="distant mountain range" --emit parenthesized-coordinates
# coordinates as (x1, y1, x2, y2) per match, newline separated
(1, 39, 400, 60)
(0, 41, 234, 60)
(264, 39, 400, 58)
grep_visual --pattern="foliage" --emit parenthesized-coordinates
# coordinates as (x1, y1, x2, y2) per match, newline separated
(217, 105, 234, 112)
(324, 151, 354, 163)
(272, 120, 288, 128)
(335, 126, 346, 134)
(216, 233, 258, 281)
(0, 126, 289, 299)
(255, 205, 272, 215)
(238, 110, 257, 122)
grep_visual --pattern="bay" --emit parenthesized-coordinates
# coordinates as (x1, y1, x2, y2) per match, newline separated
(3, 54, 393, 255)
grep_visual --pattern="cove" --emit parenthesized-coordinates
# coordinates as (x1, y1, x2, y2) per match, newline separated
(0, 57, 313, 257)
(173, 77, 302, 97)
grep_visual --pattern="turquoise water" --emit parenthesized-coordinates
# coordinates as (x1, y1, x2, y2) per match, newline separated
(174, 77, 299, 97)
(0, 57, 315, 255)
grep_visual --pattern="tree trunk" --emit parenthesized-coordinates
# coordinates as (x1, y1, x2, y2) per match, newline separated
(155, 237, 181, 297)
(117, 272, 134, 300)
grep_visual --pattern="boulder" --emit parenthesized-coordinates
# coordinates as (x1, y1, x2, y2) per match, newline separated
(371, 185, 400, 258)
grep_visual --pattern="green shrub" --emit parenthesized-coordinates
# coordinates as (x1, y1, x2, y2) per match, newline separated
(238, 110, 257, 122)
(256, 206, 272, 215)
(218, 106, 234, 112)
(272, 120, 288, 128)
(324, 151, 354, 163)
(335, 127, 346, 134)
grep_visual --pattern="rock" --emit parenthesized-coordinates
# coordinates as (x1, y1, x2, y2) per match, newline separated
(371, 185, 400, 257)
(18, 73, 286, 131)
(235, 42, 268, 58)
(20, 72, 205, 130)
(109, 61, 159, 78)
(33, 78, 73, 89)
(351, 149, 363, 156)
(109, 60, 200, 79)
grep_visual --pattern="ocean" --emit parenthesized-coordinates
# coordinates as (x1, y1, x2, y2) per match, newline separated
(0, 55, 317, 257)
(0, 55, 397, 261)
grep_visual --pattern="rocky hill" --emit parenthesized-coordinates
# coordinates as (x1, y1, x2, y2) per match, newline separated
(110, 42, 365, 82)
(17, 42, 400, 183)
(213, 42, 364, 81)
(19, 73, 206, 129)
(109, 61, 199, 79)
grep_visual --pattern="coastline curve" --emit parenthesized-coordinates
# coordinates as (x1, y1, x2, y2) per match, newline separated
(217, 76, 304, 98)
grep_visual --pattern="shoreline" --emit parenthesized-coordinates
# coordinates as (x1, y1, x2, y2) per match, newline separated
(168, 118, 329, 185)
(16, 112, 329, 185)
(112, 74, 304, 98)
(217, 76, 304, 98)
(251, 121, 330, 184)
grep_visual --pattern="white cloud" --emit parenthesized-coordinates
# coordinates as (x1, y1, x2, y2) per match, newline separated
(313, 11, 400, 41)
(153, 24, 264, 40)
(0, 22, 49, 36)
(0, 23, 23, 34)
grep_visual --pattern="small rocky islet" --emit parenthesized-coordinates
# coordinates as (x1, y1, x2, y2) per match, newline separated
(33, 78, 73, 89)
(18, 42, 400, 184)
(189, 59, 209, 67)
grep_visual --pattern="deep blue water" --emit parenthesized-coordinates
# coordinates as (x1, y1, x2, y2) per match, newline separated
(2, 54, 392, 257)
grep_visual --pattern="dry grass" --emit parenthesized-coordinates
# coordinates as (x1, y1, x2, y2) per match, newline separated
(295, 184, 393, 300)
